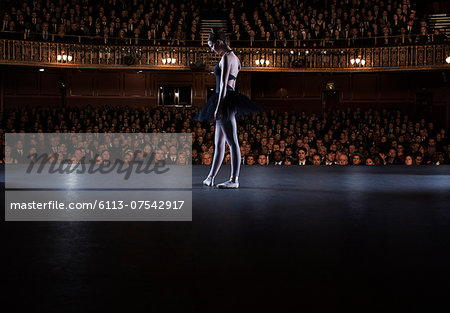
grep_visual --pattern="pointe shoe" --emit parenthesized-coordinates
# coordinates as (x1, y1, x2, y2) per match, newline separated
(217, 178, 239, 189)
(202, 176, 215, 186)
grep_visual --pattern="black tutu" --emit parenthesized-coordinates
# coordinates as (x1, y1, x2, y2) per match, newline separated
(194, 91, 264, 122)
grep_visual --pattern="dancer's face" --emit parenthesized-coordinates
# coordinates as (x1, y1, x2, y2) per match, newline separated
(208, 39, 222, 54)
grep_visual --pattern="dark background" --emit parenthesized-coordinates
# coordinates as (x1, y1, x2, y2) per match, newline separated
(1, 67, 449, 127)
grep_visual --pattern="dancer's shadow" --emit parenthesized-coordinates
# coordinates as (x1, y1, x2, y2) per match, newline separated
(193, 183, 302, 192)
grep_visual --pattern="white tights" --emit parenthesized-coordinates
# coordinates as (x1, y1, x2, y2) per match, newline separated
(207, 113, 241, 182)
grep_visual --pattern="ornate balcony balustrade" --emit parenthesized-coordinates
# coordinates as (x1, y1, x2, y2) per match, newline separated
(0, 39, 449, 72)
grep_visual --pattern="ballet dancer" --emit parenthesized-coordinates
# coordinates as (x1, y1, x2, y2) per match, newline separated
(194, 28, 263, 188)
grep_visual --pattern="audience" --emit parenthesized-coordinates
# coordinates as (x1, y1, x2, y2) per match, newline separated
(0, 0, 200, 45)
(0, 0, 442, 47)
(1, 105, 449, 165)
(3, 132, 192, 167)
(227, 0, 439, 47)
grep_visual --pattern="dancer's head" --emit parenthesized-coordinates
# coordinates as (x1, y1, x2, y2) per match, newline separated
(208, 28, 230, 55)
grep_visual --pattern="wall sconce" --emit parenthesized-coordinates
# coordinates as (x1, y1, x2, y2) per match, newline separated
(350, 56, 366, 67)
(57, 53, 72, 63)
(255, 59, 269, 66)
(162, 56, 177, 65)
(446, 56, 450, 64)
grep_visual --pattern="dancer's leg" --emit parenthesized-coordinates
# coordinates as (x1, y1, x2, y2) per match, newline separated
(221, 114, 241, 182)
(207, 121, 226, 178)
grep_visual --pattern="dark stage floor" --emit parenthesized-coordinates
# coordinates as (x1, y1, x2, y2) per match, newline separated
(3, 165, 450, 312)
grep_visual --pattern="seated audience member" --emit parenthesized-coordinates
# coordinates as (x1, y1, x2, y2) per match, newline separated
(257, 154, 267, 165)
(297, 147, 311, 165)
(351, 154, 363, 165)
(365, 158, 375, 165)
(246, 155, 256, 165)
(312, 154, 322, 165)
(337, 154, 349, 166)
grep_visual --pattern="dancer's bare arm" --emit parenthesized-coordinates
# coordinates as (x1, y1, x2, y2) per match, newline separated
(214, 53, 232, 119)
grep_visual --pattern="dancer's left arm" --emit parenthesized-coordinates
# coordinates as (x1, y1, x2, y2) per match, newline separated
(215, 53, 231, 120)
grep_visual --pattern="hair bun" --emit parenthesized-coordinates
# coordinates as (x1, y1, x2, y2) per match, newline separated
(208, 28, 227, 45)
(211, 27, 224, 34)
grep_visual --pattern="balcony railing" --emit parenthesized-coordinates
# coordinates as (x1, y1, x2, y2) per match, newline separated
(0, 38, 449, 72)
(0, 30, 447, 47)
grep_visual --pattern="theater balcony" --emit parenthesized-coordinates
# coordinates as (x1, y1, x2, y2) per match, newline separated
(0, 38, 449, 72)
